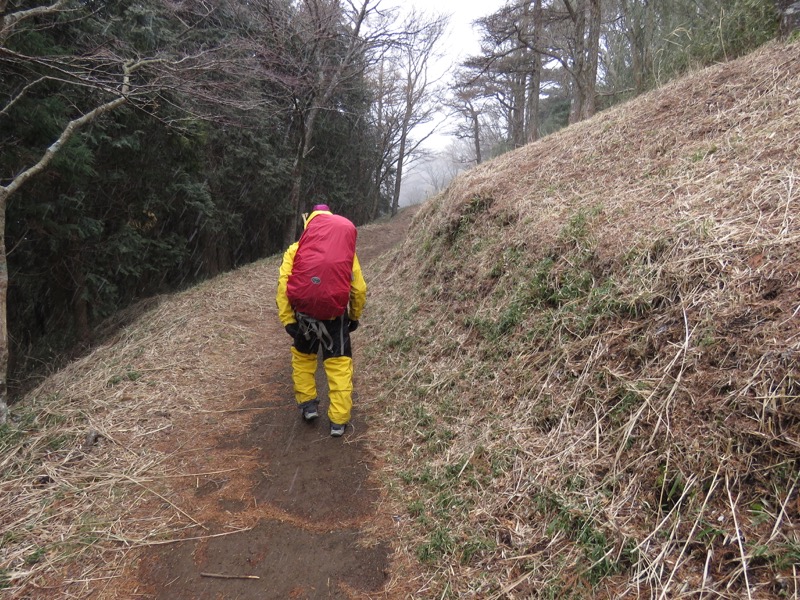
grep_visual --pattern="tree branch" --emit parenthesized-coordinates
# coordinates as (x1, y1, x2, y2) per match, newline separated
(0, 0, 70, 43)
(0, 76, 47, 117)
(2, 61, 136, 197)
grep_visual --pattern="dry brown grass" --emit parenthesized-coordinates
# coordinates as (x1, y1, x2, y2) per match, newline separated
(362, 40, 800, 598)
(0, 261, 276, 597)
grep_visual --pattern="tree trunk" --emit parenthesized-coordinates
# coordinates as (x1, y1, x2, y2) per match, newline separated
(471, 107, 482, 165)
(568, 0, 587, 124)
(777, 0, 800, 36)
(568, 0, 601, 123)
(369, 173, 382, 221)
(581, 0, 601, 120)
(391, 56, 417, 217)
(0, 189, 8, 424)
(391, 132, 406, 217)
(526, 0, 543, 143)
(283, 103, 318, 247)
(623, 0, 656, 93)
(284, 154, 304, 247)
(370, 59, 387, 220)
(511, 71, 527, 148)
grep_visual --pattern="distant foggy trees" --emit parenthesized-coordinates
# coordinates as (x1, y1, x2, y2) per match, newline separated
(449, 0, 781, 164)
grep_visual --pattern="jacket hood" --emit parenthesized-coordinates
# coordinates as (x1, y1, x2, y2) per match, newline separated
(302, 209, 332, 229)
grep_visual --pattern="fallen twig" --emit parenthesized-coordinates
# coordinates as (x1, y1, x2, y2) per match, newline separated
(200, 572, 260, 580)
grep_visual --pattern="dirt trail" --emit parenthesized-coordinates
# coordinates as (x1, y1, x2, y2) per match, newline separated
(108, 208, 417, 600)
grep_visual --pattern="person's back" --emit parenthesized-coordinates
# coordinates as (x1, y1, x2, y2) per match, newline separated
(275, 204, 367, 437)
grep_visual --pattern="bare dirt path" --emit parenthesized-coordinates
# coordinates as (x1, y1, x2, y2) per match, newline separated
(103, 207, 418, 599)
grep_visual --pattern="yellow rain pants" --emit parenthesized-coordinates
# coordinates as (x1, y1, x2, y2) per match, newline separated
(323, 355, 353, 426)
(291, 349, 353, 425)
(291, 347, 318, 403)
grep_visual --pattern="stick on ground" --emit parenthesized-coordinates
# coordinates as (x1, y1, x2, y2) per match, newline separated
(200, 572, 260, 580)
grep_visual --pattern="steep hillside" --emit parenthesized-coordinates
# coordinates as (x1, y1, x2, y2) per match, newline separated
(363, 41, 799, 598)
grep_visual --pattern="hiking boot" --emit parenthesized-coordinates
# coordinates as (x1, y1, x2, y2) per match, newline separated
(330, 423, 346, 437)
(300, 400, 319, 421)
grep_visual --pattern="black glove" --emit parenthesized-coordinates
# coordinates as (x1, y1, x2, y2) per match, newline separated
(285, 323, 299, 338)
(348, 320, 359, 333)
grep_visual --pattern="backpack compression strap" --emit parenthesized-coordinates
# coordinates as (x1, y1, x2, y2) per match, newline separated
(296, 312, 334, 351)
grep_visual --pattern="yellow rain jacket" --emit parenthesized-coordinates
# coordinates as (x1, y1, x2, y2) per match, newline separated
(275, 209, 367, 427)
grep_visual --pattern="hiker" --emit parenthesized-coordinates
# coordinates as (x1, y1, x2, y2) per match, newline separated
(276, 203, 367, 437)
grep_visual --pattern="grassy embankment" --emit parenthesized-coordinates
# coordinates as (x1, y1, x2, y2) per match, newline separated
(363, 40, 800, 599)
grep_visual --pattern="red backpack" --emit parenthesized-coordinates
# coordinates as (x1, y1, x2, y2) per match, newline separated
(286, 213, 357, 320)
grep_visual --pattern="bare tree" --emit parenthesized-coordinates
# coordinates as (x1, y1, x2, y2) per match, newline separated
(449, 79, 485, 165)
(256, 0, 393, 245)
(387, 11, 446, 217)
(367, 54, 407, 218)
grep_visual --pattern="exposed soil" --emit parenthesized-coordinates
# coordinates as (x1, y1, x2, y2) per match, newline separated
(103, 208, 418, 600)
